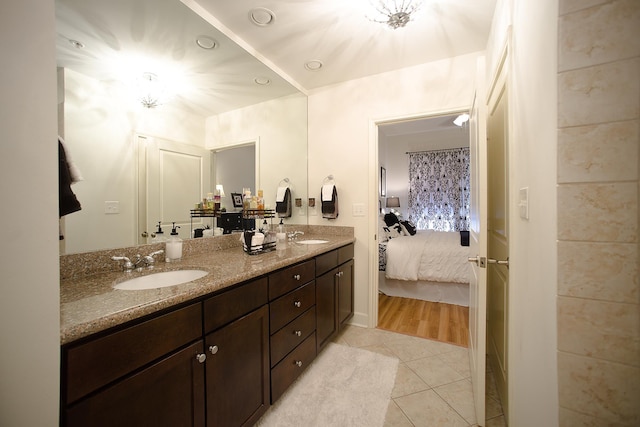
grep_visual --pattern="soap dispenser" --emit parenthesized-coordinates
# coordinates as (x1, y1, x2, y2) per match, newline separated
(151, 221, 166, 243)
(166, 222, 183, 262)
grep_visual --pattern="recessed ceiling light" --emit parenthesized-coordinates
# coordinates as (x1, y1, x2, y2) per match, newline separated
(69, 39, 85, 49)
(304, 60, 323, 72)
(196, 36, 217, 50)
(254, 76, 271, 86)
(249, 7, 276, 26)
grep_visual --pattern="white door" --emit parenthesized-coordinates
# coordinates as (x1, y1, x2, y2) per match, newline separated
(468, 66, 488, 424)
(486, 81, 510, 422)
(137, 135, 211, 242)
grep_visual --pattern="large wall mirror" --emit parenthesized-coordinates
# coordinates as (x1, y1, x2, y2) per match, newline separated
(56, 0, 308, 254)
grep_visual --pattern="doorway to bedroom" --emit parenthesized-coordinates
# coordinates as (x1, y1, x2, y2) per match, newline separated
(376, 112, 471, 347)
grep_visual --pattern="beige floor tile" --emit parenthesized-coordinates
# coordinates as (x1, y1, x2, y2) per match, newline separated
(340, 325, 398, 347)
(395, 389, 469, 427)
(384, 400, 414, 427)
(434, 379, 477, 425)
(406, 355, 465, 387)
(392, 363, 431, 398)
(438, 348, 471, 378)
(486, 415, 506, 427)
(383, 335, 438, 362)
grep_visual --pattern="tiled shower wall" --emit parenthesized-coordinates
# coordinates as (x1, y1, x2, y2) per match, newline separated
(557, 0, 639, 425)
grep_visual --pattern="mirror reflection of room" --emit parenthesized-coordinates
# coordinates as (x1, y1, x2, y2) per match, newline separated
(56, 0, 308, 254)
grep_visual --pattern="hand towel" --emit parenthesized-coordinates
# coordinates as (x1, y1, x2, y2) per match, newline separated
(58, 136, 83, 183)
(276, 187, 291, 218)
(59, 141, 82, 217)
(321, 184, 338, 219)
(276, 186, 289, 202)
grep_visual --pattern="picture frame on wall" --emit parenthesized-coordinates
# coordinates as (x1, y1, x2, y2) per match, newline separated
(380, 167, 386, 197)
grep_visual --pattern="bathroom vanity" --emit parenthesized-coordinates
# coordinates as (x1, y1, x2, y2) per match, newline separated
(59, 230, 354, 427)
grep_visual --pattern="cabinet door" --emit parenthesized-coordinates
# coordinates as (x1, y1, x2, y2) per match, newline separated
(338, 259, 354, 327)
(206, 305, 270, 427)
(65, 340, 206, 427)
(315, 268, 337, 352)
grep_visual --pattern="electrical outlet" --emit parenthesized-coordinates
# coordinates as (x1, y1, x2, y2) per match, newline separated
(104, 201, 120, 214)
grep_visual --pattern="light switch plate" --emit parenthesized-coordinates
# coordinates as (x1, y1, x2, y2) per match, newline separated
(104, 201, 120, 214)
(518, 187, 529, 220)
(352, 203, 365, 217)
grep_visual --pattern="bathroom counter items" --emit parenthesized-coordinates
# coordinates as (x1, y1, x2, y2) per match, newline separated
(60, 227, 354, 345)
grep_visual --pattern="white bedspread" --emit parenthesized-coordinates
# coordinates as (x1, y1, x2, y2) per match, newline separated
(385, 230, 470, 283)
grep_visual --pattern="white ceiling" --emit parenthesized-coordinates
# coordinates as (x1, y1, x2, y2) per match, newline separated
(190, 0, 497, 90)
(56, 0, 497, 118)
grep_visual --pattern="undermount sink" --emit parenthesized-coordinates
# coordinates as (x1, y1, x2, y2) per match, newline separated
(114, 269, 209, 291)
(296, 239, 329, 245)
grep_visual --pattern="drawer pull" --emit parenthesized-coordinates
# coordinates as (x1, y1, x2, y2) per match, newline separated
(209, 345, 219, 355)
(294, 330, 302, 337)
(293, 274, 301, 280)
(294, 301, 302, 308)
(295, 360, 303, 368)
(196, 353, 207, 364)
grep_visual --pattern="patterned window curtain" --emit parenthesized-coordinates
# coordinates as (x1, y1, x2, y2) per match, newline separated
(408, 148, 470, 231)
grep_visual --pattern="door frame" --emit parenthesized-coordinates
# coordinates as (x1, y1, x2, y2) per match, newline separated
(367, 108, 472, 328)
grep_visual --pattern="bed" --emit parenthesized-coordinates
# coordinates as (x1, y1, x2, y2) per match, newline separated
(384, 230, 469, 282)
(378, 215, 471, 306)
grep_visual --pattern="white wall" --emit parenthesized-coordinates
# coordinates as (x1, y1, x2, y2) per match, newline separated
(486, 0, 559, 425)
(307, 52, 481, 326)
(62, 68, 206, 253)
(0, 1, 60, 425)
(206, 93, 308, 224)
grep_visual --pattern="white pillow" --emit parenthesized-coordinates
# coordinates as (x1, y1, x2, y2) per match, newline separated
(379, 217, 389, 242)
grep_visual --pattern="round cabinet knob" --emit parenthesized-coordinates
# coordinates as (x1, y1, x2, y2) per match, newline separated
(294, 330, 302, 337)
(295, 360, 303, 368)
(209, 345, 219, 355)
(294, 301, 302, 308)
(196, 353, 207, 363)
(293, 274, 301, 280)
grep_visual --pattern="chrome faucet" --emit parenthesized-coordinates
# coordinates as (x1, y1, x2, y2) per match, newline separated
(137, 250, 164, 268)
(287, 231, 304, 240)
(112, 250, 164, 271)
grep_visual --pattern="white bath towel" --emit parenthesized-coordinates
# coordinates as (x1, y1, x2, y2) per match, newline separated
(276, 186, 289, 202)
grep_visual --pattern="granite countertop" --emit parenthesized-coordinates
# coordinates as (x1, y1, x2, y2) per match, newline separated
(60, 232, 354, 345)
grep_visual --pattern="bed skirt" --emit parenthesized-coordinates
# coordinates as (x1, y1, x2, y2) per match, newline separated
(378, 272, 469, 307)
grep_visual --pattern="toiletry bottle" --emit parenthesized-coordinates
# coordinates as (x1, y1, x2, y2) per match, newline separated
(276, 219, 286, 248)
(151, 221, 166, 243)
(166, 222, 182, 262)
(257, 189, 264, 210)
(243, 190, 251, 210)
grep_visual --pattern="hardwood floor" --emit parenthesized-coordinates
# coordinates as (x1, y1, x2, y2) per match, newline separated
(377, 294, 469, 347)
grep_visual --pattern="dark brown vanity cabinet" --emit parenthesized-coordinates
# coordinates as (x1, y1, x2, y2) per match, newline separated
(62, 304, 206, 427)
(315, 244, 355, 352)
(267, 259, 317, 403)
(203, 277, 270, 427)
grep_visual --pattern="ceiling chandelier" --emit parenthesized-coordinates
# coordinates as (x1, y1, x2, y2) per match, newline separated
(369, 0, 422, 30)
(137, 72, 167, 108)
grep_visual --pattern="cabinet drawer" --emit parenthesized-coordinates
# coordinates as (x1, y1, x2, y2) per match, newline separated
(315, 249, 338, 277)
(204, 277, 268, 333)
(270, 307, 316, 367)
(268, 259, 315, 300)
(270, 282, 315, 333)
(338, 244, 354, 264)
(64, 303, 202, 405)
(270, 332, 317, 403)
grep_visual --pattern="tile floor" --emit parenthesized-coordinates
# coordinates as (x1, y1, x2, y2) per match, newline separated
(332, 325, 505, 427)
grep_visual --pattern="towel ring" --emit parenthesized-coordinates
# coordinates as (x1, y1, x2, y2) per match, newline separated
(322, 175, 334, 185)
(279, 178, 290, 186)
